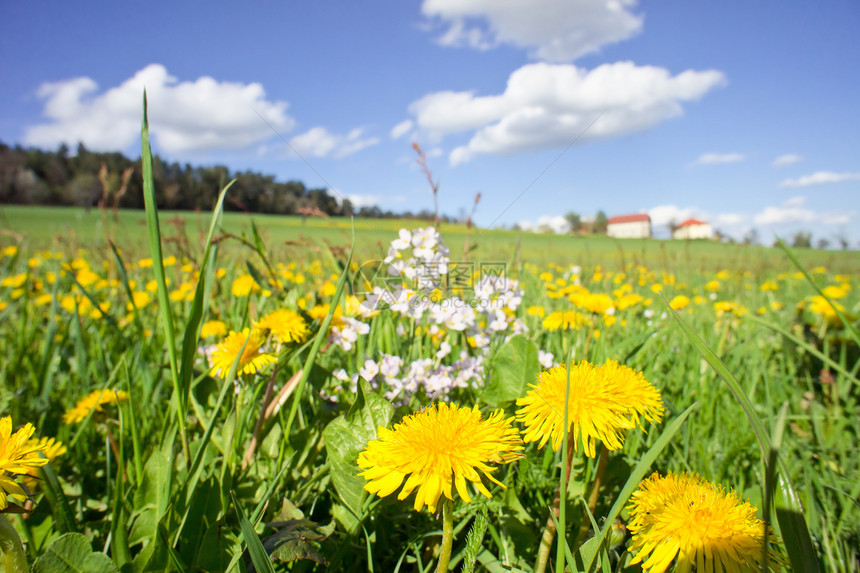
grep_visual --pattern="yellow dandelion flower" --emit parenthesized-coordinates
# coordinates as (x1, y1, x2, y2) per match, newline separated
(1, 245, 18, 257)
(0, 417, 48, 509)
(256, 309, 309, 344)
(1, 273, 26, 289)
(128, 291, 151, 311)
(63, 389, 130, 425)
(615, 293, 644, 311)
(821, 285, 847, 299)
(627, 472, 785, 572)
(669, 295, 690, 310)
(714, 301, 747, 317)
(320, 281, 337, 297)
(231, 274, 260, 297)
(358, 403, 523, 513)
(200, 320, 228, 339)
(542, 310, 590, 331)
(527, 305, 546, 318)
(515, 361, 664, 457)
(23, 437, 66, 489)
(209, 328, 276, 379)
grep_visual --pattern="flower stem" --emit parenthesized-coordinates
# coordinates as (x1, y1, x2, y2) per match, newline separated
(576, 446, 608, 546)
(534, 437, 577, 573)
(435, 498, 454, 573)
(0, 515, 29, 573)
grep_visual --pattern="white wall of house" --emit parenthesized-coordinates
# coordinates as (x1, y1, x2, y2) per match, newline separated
(607, 221, 651, 238)
(673, 223, 714, 239)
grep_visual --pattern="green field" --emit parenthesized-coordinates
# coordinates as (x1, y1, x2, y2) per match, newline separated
(2, 205, 856, 274)
(1, 197, 859, 572)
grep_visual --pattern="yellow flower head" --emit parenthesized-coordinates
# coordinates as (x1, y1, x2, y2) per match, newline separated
(23, 437, 66, 490)
(0, 417, 49, 509)
(669, 295, 690, 310)
(358, 403, 524, 513)
(255, 309, 310, 344)
(200, 320, 228, 339)
(209, 328, 276, 379)
(63, 389, 130, 425)
(627, 472, 785, 572)
(232, 274, 260, 297)
(542, 310, 590, 331)
(515, 361, 664, 457)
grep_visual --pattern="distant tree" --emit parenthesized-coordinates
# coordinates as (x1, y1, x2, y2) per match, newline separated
(341, 198, 354, 217)
(816, 238, 830, 250)
(564, 211, 582, 234)
(593, 210, 608, 234)
(834, 230, 849, 250)
(743, 228, 758, 245)
(667, 218, 678, 236)
(791, 231, 812, 249)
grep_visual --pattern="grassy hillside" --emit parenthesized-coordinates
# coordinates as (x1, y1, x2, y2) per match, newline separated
(1, 204, 856, 274)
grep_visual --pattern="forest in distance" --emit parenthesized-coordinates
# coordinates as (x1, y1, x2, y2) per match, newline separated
(0, 140, 451, 221)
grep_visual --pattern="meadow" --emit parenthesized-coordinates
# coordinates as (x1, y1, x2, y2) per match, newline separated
(0, 114, 858, 573)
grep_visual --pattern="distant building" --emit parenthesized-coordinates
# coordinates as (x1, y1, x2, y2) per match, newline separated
(673, 218, 714, 240)
(607, 214, 651, 238)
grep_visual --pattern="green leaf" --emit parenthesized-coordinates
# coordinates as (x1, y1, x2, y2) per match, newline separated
(482, 334, 539, 406)
(129, 450, 171, 546)
(32, 533, 119, 573)
(322, 380, 393, 531)
(177, 478, 223, 568)
(263, 499, 335, 566)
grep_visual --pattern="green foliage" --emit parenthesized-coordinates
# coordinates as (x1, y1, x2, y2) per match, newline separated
(323, 380, 393, 532)
(0, 96, 858, 572)
(32, 533, 118, 573)
(482, 334, 539, 406)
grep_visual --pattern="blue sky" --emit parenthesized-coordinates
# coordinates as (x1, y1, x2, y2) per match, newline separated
(2, 1, 859, 244)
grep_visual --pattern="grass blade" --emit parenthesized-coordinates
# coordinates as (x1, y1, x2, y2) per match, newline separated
(283, 225, 354, 437)
(38, 461, 78, 534)
(177, 180, 233, 421)
(140, 90, 188, 460)
(231, 490, 276, 573)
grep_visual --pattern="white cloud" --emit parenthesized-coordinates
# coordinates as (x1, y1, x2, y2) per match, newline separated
(288, 127, 379, 159)
(772, 153, 801, 167)
(714, 213, 748, 227)
(24, 64, 294, 154)
(390, 119, 413, 139)
(754, 196, 853, 225)
(345, 194, 380, 208)
(517, 214, 570, 234)
(407, 62, 725, 165)
(647, 205, 703, 227)
(779, 171, 860, 188)
(695, 152, 745, 165)
(421, 0, 643, 62)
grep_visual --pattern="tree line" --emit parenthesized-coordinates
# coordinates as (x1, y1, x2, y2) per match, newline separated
(0, 141, 455, 222)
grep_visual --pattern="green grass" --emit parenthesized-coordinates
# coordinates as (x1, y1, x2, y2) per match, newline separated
(2, 204, 857, 273)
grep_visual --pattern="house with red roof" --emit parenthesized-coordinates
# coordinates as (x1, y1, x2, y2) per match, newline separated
(672, 218, 714, 240)
(607, 213, 651, 238)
